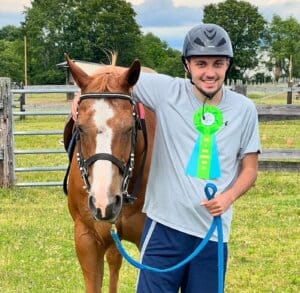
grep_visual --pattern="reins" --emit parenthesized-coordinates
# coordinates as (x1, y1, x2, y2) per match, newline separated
(111, 183, 224, 293)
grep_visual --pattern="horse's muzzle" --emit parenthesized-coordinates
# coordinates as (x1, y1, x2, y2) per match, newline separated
(88, 194, 122, 223)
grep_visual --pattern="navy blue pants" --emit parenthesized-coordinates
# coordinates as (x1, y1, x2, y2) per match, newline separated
(136, 217, 228, 293)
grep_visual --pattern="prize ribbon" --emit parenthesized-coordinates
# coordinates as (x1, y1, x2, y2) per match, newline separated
(186, 105, 223, 179)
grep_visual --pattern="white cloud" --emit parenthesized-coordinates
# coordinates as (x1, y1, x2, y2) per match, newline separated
(142, 25, 190, 38)
(1, 0, 299, 50)
(0, 0, 31, 12)
(130, 0, 300, 50)
(129, 0, 300, 8)
(127, 0, 145, 4)
(173, 0, 221, 7)
(141, 25, 192, 50)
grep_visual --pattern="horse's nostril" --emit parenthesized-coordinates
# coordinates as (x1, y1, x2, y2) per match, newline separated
(104, 195, 122, 223)
(88, 195, 96, 210)
(114, 195, 122, 210)
(95, 208, 102, 220)
(88, 195, 102, 220)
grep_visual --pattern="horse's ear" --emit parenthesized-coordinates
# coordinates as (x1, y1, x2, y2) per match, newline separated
(64, 53, 91, 90)
(121, 59, 141, 87)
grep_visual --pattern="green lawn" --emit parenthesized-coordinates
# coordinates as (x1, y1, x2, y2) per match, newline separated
(0, 91, 298, 292)
(0, 171, 299, 292)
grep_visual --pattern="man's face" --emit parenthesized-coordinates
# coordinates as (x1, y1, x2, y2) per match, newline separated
(186, 56, 230, 98)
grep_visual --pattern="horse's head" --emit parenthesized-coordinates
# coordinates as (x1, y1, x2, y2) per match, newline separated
(65, 53, 141, 223)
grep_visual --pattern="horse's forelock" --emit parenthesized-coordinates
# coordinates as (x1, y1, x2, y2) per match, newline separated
(87, 66, 129, 93)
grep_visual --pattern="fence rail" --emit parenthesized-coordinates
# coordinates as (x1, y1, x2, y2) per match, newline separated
(260, 148, 300, 159)
(15, 149, 65, 154)
(247, 86, 300, 93)
(11, 84, 78, 94)
(10, 84, 72, 187)
(257, 105, 300, 121)
(258, 161, 300, 172)
(257, 105, 300, 171)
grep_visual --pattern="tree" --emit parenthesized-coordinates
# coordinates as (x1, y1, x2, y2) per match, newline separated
(203, 0, 268, 81)
(0, 25, 23, 41)
(160, 50, 184, 77)
(0, 26, 24, 82)
(269, 15, 300, 80)
(138, 33, 184, 77)
(24, 0, 142, 84)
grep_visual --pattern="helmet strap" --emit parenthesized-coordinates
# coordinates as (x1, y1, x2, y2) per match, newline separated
(202, 97, 208, 120)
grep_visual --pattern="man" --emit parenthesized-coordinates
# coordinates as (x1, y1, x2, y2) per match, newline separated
(133, 23, 261, 292)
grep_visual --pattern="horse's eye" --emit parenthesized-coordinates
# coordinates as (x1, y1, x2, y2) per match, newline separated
(126, 127, 133, 134)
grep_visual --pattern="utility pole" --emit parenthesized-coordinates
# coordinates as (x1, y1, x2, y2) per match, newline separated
(24, 35, 28, 86)
(287, 55, 293, 104)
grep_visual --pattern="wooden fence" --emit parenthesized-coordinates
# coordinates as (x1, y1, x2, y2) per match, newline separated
(0, 78, 299, 187)
(233, 84, 300, 104)
(258, 104, 300, 172)
(0, 78, 14, 187)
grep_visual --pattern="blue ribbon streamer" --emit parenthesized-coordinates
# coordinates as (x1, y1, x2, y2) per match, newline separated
(185, 134, 221, 179)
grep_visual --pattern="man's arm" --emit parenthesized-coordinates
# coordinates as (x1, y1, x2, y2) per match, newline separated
(201, 153, 259, 216)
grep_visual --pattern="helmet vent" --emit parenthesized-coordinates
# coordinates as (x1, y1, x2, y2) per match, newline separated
(216, 38, 227, 47)
(204, 30, 217, 40)
(194, 37, 205, 47)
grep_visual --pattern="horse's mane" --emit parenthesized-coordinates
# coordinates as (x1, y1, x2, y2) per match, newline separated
(102, 50, 156, 73)
(102, 50, 118, 67)
(111, 52, 118, 67)
(85, 51, 126, 92)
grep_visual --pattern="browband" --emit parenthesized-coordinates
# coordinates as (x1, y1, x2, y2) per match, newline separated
(79, 92, 135, 104)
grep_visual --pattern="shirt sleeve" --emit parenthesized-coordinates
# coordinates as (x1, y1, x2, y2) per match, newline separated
(132, 72, 174, 112)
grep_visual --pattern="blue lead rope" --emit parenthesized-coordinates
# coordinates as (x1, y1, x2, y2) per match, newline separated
(205, 183, 224, 293)
(110, 183, 224, 293)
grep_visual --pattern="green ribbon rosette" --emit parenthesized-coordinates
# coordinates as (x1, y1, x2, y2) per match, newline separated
(185, 105, 223, 179)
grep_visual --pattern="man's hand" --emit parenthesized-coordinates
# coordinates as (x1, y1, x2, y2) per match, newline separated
(71, 91, 81, 121)
(201, 193, 233, 217)
(201, 153, 259, 217)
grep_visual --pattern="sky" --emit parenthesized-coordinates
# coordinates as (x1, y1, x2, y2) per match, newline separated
(1, 0, 300, 50)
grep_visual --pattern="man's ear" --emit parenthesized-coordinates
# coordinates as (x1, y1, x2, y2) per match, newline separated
(182, 56, 192, 73)
(182, 56, 189, 72)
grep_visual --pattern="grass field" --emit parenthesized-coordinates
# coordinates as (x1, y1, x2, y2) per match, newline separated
(0, 91, 299, 292)
(0, 173, 299, 292)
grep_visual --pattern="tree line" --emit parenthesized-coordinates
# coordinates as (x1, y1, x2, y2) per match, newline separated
(0, 0, 299, 85)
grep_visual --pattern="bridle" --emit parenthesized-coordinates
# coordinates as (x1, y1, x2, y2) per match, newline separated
(74, 92, 147, 203)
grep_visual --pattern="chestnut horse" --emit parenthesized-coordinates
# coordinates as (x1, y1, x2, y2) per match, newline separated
(63, 54, 155, 292)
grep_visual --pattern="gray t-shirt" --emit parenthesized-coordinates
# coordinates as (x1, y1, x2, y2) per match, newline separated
(133, 73, 261, 242)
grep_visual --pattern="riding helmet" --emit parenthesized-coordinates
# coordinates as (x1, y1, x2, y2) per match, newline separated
(182, 23, 233, 59)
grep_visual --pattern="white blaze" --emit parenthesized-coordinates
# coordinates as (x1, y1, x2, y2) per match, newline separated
(90, 100, 114, 216)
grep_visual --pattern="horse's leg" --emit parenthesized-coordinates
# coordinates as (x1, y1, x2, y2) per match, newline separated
(106, 244, 123, 293)
(74, 220, 105, 293)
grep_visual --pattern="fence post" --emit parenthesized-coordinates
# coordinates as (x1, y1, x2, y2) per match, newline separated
(287, 81, 293, 104)
(0, 78, 14, 187)
(233, 84, 247, 96)
(19, 92, 26, 120)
